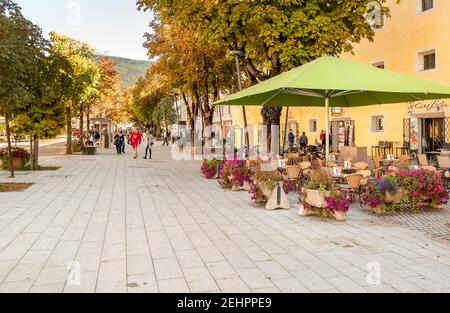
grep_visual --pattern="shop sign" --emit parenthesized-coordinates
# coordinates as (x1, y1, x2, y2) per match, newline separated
(407, 100, 448, 113)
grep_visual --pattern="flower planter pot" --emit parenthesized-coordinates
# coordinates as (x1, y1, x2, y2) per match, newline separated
(428, 200, 444, 209)
(384, 192, 397, 204)
(12, 157, 23, 170)
(304, 189, 331, 208)
(333, 211, 347, 221)
(298, 204, 317, 216)
(261, 185, 273, 198)
(232, 181, 251, 192)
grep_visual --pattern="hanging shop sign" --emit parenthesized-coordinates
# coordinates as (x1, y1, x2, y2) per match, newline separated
(408, 99, 448, 113)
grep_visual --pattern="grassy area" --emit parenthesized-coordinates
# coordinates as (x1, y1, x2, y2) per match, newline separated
(0, 183, 34, 192)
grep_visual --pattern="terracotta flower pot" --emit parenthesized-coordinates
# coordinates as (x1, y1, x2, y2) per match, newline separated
(12, 157, 23, 170)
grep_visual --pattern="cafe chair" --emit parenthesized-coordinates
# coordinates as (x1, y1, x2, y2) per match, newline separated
(340, 174, 363, 204)
(354, 162, 369, 170)
(417, 154, 429, 167)
(396, 142, 410, 157)
(398, 154, 412, 167)
(372, 141, 384, 156)
(372, 155, 387, 176)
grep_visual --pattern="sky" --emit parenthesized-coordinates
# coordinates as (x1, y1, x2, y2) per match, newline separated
(15, 0, 153, 61)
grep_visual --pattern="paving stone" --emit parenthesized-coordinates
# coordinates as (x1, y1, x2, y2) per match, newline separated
(0, 146, 449, 293)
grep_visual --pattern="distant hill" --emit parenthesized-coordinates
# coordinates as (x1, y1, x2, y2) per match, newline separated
(104, 56, 153, 90)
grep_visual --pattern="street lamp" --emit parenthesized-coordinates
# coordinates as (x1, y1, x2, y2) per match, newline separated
(230, 50, 250, 157)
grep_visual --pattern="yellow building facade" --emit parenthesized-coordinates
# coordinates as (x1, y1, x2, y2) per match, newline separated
(231, 0, 450, 155)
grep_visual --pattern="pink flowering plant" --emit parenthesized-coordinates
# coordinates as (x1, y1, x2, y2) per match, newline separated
(325, 194, 351, 214)
(0, 147, 30, 170)
(395, 168, 449, 209)
(201, 159, 223, 179)
(219, 159, 250, 188)
(362, 168, 449, 213)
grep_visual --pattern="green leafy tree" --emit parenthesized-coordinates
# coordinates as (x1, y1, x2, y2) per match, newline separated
(152, 95, 177, 135)
(11, 47, 70, 169)
(138, 0, 396, 149)
(0, 0, 47, 177)
(49, 32, 100, 154)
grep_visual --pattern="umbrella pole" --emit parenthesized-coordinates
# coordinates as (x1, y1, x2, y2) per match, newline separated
(282, 106, 290, 154)
(325, 96, 330, 162)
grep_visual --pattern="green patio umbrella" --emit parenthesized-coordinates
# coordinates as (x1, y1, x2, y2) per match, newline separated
(214, 56, 450, 160)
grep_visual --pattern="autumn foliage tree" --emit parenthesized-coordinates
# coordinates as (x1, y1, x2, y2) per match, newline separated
(138, 0, 395, 146)
(90, 56, 123, 125)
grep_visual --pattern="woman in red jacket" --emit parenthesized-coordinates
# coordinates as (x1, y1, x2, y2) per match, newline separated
(129, 128, 143, 159)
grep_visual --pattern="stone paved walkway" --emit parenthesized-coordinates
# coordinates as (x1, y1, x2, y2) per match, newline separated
(0, 145, 449, 293)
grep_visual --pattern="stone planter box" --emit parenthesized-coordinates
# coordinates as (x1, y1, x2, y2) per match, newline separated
(298, 203, 347, 221)
(304, 189, 331, 208)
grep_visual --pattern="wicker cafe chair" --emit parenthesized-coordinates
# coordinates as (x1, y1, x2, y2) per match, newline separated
(356, 170, 372, 187)
(397, 154, 412, 168)
(437, 155, 450, 189)
(340, 174, 363, 204)
(417, 154, 429, 167)
(298, 162, 312, 187)
(354, 162, 369, 170)
(372, 155, 387, 176)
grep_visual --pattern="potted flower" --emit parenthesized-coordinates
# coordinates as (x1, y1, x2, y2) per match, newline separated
(219, 159, 251, 191)
(249, 171, 284, 203)
(325, 194, 352, 221)
(298, 167, 352, 220)
(376, 177, 400, 204)
(361, 182, 395, 215)
(397, 168, 449, 210)
(0, 147, 30, 170)
(201, 159, 223, 179)
(300, 167, 334, 209)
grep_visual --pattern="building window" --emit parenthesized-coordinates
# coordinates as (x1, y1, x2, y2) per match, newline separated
(309, 119, 318, 133)
(371, 115, 385, 133)
(373, 61, 385, 69)
(419, 50, 436, 71)
(422, 0, 434, 12)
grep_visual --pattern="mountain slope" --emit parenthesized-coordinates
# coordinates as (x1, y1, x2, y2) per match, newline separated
(107, 56, 152, 89)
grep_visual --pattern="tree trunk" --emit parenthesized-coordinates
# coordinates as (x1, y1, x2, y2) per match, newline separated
(66, 106, 72, 155)
(261, 107, 282, 153)
(29, 136, 33, 163)
(79, 104, 84, 145)
(189, 117, 195, 148)
(4, 110, 14, 178)
(31, 135, 39, 170)
(86, 104, 91, 133)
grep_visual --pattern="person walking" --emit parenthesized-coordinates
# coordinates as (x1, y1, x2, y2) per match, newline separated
(288, 129, 295, 149)
(299, 132, 309, 149)
(162, 129, 169, 146)
(130, 128, 143, 159)
(114, 128, 126, 155)
(143, 130, 155, 160)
